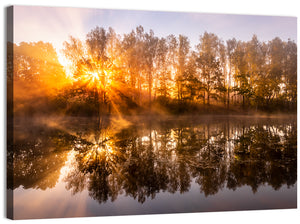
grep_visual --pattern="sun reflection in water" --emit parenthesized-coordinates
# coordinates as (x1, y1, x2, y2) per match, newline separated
(82, 143, 115, 163)
(59, 149, 78, 182)
(58, 137, 117, 180)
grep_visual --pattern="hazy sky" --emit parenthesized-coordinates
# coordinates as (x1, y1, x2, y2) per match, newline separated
(13, 5, 297, 52)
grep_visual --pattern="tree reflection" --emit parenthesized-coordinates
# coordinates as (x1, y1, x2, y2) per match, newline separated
(228, 122, 297, 192)
(11, 118, 77, 190)
(12, 116, 297, 204)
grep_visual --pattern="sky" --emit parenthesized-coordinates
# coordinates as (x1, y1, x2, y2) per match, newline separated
(13, 5, 297, 53)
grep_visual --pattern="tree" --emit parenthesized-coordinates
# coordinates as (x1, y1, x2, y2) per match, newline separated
(62, 27, 117, 116)
(283, 39, 297, 108)
(121, 27, 144, 102)
(246, 35, 267, 108)
(13, 41, 67, 115)
(231, 41, 251, 108)
(226, 38, 237, 109)
(155, 37, 171, 99)
(14, 41, 65, 87)
(176, 35, 190, 101)
(217, 41, 228, 105)
(196, 32, 223, 105)
(181, 51, 199, 101)
(143, 30, 158, 109)
(166, 34, 179, 99)
(243, 38, 281, 110)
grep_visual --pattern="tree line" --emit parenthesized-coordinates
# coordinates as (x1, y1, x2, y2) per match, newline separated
(10, 25, 297, 116)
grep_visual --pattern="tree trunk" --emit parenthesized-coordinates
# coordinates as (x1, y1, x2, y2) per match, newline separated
(148, 71, 152, 111)
(227, 66, 231, 110)
(207, 91, 210, 106)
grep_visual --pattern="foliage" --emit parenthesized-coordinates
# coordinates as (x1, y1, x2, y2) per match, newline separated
(11, 26, 297, 116)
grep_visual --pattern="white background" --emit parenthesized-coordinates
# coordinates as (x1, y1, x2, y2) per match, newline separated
(0, 0, 299, 223)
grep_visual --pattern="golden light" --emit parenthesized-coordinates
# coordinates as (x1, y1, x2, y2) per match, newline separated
(57, 51, 74, 78)
(59, 149, 78, 181)
(88, 71, 100, 83)
(57, 45, 125, 117)
(59, 138, 117, 181)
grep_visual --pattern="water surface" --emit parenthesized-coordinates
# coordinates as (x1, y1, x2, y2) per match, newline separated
(10, 115, 297, 219)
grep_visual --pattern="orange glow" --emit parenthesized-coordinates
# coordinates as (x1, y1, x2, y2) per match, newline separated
(57, 52, 74, 78)
(89, 71, 100, 82)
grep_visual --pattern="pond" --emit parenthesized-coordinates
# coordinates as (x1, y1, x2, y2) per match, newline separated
(9, 115, 297, 219)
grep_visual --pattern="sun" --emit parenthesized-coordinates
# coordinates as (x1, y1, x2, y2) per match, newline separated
(88, 71, 100, 82)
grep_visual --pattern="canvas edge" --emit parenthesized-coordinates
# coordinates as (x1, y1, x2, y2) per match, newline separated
(6, 5, 14, 220)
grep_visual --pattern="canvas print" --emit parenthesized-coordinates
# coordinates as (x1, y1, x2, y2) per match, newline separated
(7, 5, 297, 220)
